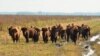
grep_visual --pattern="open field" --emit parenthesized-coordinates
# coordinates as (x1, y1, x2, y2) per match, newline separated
(0, 15, 100, 56)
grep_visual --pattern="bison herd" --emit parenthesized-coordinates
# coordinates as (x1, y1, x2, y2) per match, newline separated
(8, 24, 91, 44)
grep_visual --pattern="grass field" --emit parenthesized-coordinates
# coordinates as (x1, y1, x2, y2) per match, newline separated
(0, 15, 100, 56)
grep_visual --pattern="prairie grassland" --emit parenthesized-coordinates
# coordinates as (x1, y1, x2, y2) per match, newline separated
(0, 15, 100, 56)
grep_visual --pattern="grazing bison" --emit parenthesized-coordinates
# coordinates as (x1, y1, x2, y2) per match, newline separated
(8, 26, 20, 43)
(21, 27, 40, 43)
(42, 27, 51, 43)
(50, 26, 59, 43)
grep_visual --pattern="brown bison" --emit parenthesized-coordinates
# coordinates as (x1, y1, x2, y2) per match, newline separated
(70, 25, 79, 44)
(42, 27, 51, 43)
(77, 25, 82, 37)
(21, 27, 40, 43)
(57, 24, 63, 39)
(81, 24, 91, 40)
(66, 24, 79, 44)
(60, 28, 66, 40)
(8, 26, 20, 43)
(50, 25, 59, 43)
(66, 24, 71, 42)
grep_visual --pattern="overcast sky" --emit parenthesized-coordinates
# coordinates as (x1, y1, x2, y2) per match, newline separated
(0, 0, 100, 13)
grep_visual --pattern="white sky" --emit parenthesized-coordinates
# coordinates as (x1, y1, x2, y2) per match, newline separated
(0, 0, 100, 13)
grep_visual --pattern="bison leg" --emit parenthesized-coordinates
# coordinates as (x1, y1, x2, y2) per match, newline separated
(54, 37, 57, 43)
(85, 34, 89, 40)
(82, 33, 86, 40)
(67, 36, 69, 42)
(82, 34, 88, 40)
(25, 37, 29, 43)
(43, 36, 48, 43)
(15, 35, 20, 43)
(43, 36, 45, 43)
(35, 35, 39, 42)
(67, 34, 70, 42)
(45, 35, 48, 43)
(51, 37, 54, 43)
(73, 36, 77, 45)
(11, 35, 16, 43)
(25, 33, 29, 43)
(12, 37, 16, 43)
(61, 35, 64, 40)
(33, 34, 39, 43)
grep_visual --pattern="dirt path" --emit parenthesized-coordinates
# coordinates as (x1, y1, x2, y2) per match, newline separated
(55, 42, 66, 56)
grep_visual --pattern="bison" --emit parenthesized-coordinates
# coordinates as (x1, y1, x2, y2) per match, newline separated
(66, 24, 71, 42)
(50, 26, 59, 43)
(42, 27, 51, 43)
(57, 24, 63, 39)
(81, 25, 91, 40)
(70, 26, 79, 45)
(8, 26, 20, 43)
(21, 27, 40, 43)
(60, 28, 66, 40)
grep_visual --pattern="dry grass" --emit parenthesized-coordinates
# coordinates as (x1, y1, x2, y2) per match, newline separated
(0, 15, 100, 56)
